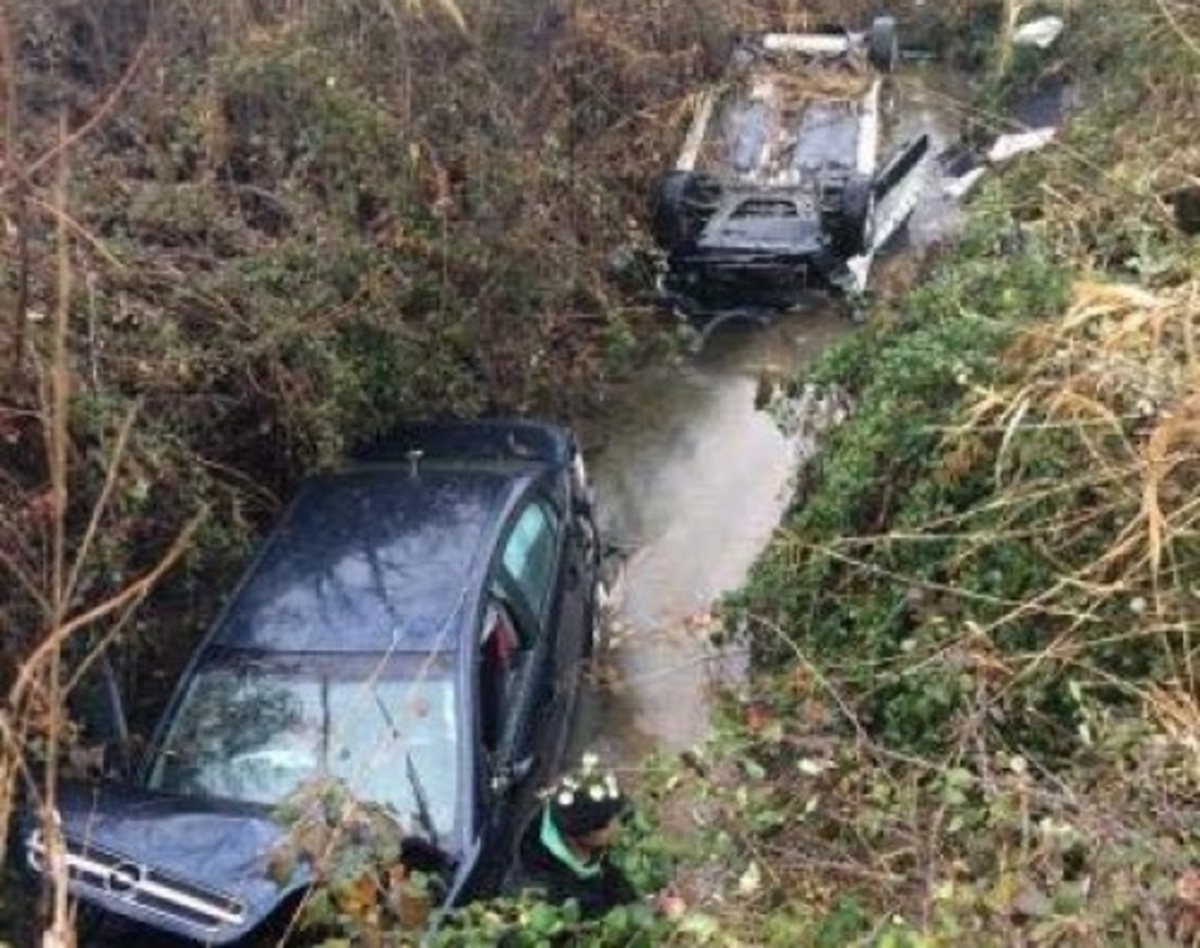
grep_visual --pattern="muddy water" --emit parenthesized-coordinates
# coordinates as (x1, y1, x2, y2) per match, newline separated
(571, 313, 849, 764)
(570, 76, 966, 767)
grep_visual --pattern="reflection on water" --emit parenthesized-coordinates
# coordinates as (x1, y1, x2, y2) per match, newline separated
(572, 313, 849, 764)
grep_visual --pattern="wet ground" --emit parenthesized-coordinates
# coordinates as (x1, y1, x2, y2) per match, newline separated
(569, 75, 968, 769)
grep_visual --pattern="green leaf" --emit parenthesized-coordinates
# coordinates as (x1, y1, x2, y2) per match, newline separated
(677, 912, 721, 940)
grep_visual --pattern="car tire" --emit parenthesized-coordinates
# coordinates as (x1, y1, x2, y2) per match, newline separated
(830, 175, 875, 257)
(650, 170, 722, 251)
(868, 16, 899, 73)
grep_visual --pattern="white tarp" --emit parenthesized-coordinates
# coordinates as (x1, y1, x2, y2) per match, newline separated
(943, 167, 987, 200)
(987, 127, 1057, 163)
(1013, 16, 1065, 50)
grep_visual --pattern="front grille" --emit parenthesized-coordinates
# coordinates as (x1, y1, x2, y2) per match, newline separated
(27, 829, 247, 933)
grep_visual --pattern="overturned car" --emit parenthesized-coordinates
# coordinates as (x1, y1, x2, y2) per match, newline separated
(651, 18, 931, 326)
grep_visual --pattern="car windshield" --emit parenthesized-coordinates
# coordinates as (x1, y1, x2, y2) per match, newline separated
(146, 651, 459, 842)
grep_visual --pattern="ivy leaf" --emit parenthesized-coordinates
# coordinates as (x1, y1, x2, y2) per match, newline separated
(737, 860, 762, 895)
(677, 912, 721, 940)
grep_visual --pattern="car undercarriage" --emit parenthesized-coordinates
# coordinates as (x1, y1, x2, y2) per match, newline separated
(651, 17, 932, 337)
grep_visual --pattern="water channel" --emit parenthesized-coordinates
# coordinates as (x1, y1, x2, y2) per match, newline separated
(572, 312, 850, 765)
(569, 76, 968, 768)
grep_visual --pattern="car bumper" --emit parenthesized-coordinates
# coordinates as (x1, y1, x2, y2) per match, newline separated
(660, 250, 842, 315)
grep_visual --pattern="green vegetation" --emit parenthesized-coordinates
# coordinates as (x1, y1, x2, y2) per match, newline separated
(5, 0, 1200, 944)
(733, 223, 1074, 753)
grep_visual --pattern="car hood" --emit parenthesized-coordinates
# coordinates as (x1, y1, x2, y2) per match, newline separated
(26, 781, 305, 944)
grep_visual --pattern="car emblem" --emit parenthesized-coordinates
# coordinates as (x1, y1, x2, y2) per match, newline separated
(103, 861, 144, 897)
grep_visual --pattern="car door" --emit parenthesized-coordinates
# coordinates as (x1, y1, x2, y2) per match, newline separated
(499, 483, 595, 767)
(466, 493, 563, 893)
(489, 493, 562, 776)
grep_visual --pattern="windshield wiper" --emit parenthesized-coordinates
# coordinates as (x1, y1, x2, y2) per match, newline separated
(405, 751, 439, 845)
(375, 690, 441, 850)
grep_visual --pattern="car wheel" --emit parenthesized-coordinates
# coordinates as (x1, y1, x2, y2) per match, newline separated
(868, 16, 899, 73)
(830, 175, 875, 257)
(650, 170, 722, 251)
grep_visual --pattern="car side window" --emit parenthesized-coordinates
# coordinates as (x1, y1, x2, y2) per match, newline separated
(500, 499, 560, 622)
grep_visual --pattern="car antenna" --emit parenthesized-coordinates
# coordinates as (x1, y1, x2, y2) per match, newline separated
(406, 448, 424, 478)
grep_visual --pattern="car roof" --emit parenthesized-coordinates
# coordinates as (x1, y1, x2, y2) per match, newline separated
(352, 418, 574, 468)
(208, 462, 540, 654)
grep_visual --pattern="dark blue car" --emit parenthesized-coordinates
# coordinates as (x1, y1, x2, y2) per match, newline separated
(25, 419, 603, 944)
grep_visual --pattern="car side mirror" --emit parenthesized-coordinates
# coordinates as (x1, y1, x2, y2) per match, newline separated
(490, 754, 537, 797)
